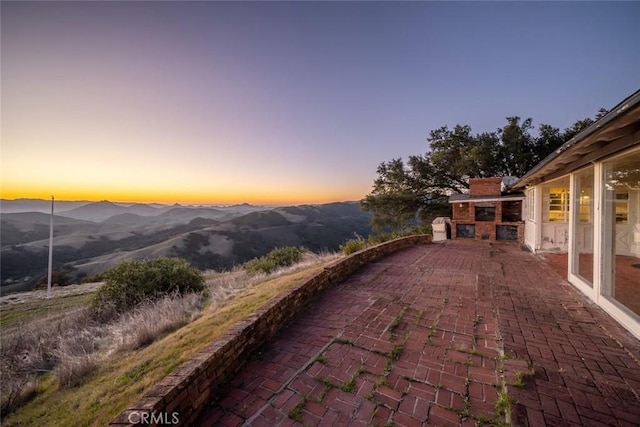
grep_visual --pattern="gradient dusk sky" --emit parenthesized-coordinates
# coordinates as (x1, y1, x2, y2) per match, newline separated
(2, 1, 639, 205)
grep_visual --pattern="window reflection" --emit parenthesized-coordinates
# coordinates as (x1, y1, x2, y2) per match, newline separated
(602, 151, 640, 317)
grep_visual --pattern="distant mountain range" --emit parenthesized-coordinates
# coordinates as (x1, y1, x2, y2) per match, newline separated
(1, 199, 372, 294)
(1, 198, 95, 214)
(0, 198, 266, 217)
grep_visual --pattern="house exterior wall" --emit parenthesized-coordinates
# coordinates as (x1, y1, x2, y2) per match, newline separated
(522, 146, 640, 339)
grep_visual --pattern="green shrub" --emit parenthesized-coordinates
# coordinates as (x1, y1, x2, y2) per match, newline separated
(340, 227, 431, 255)
(243, 246, 306, 275)
(90, 257, 204, 319)
(339, 236, 367, 255)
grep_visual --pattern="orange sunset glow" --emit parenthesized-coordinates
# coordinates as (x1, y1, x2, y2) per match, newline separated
(3, 2, 638, 207)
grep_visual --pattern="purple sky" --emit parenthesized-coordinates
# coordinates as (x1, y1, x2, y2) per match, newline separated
(2, 1, 639, 204)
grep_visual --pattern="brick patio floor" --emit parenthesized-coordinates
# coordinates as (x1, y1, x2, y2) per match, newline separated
(197, 241, 640, 426)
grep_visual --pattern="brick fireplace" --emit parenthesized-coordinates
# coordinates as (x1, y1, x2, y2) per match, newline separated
(449, 177, 524, 242)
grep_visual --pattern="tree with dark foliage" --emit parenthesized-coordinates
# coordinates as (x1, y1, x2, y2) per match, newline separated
(362, 111, 606, 231)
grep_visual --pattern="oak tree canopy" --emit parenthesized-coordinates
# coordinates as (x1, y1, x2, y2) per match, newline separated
(361, 110, 607, 231)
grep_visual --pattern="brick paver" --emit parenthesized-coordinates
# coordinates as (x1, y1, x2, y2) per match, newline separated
(197, 241, 640, 426)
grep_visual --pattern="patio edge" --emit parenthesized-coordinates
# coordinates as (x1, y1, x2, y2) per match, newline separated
(109, 234, 432, 426)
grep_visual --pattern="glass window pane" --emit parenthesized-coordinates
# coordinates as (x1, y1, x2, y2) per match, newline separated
(602, 150, 640, 317)
(572, 167, 594, 287)
(546, 187, 570, 222)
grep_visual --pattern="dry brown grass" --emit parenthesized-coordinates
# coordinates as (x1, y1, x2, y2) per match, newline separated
(203, 251, 341, 309)
(0, 292, 204, 411)
(111, 293, 203, 350)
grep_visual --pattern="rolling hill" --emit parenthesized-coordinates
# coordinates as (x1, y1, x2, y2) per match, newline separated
(1, 201, 372, 293)
(59, 201, 155, 222)
(0, 198, 92, 214)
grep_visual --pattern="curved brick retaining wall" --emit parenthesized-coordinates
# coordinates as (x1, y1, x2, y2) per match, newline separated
(110, 235, 432, 426)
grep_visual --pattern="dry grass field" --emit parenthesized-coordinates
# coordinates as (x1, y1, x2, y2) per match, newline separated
(0, 252, 341, 426)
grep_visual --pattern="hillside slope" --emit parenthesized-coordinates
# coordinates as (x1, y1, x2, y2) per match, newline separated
(76, 202, 372, 273)
(1, 202, 371, 292)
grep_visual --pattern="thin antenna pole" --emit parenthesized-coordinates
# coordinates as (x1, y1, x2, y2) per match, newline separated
(47, 196, 54, 299)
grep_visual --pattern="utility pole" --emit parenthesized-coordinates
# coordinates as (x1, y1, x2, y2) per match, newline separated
(47, 196, 54, 299)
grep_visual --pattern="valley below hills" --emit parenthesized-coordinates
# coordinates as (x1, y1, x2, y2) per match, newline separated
(0, 199, 372, 294)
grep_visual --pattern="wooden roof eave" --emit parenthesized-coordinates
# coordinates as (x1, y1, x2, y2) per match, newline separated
(511, 90, 640, 190)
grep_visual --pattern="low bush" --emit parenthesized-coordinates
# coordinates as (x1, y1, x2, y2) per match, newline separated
(339, 235, 367, 255)
(339, 226, 432, 255)
(90, 257, 204, 319)
(243, 246, 306, 275)
(35, 269, 73, 287)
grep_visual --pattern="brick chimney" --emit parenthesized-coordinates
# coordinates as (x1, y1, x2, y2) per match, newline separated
(468, 177, 503, 197)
